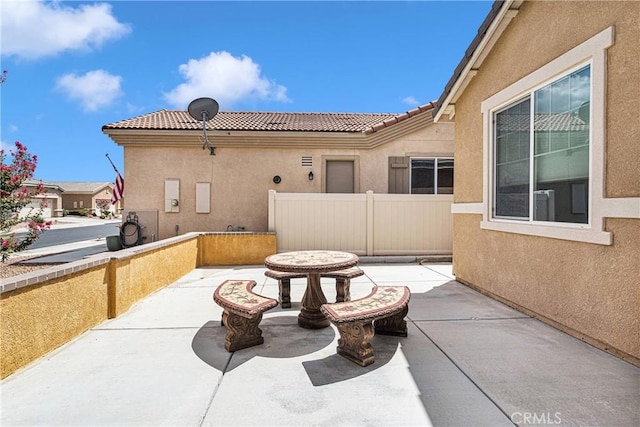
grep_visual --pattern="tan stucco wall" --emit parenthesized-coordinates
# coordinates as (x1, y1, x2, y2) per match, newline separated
(110, 238, 198, 317)
(62, 194, 93, 210)
(93, 187, 113, 206)
(1, 265, 110, 378)
(123, 121, 454, 240)
(61, 188, 112, 212)
(451, 1, 640, 363)
(199, 233, 276, 265)
(42, 189, 64, 216)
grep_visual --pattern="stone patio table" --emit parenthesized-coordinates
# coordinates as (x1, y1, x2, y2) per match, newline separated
(264, 250, 359, 329)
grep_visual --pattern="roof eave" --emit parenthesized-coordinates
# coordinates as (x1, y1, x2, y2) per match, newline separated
(104, 112, 435, 150)
(104, 128, 369, 149)
(433, 0, 523, 122)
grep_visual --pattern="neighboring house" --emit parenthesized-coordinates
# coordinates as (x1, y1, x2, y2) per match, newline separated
(51, 182, 120, 216)
(102, 103, 455, 240)
(18, 180, 64, 218)
(433, 1, 639, 364)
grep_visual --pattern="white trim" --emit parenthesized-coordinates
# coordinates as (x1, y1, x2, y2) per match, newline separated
(480, 220, 612, 245)
(477, 26, 639, 245)
(480, 27, 614, 112)
(600, 198, 640, 218)
(452, 203, 484, 214)
(435, 1, 521, 122)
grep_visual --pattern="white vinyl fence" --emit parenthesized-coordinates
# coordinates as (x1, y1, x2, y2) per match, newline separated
(268, 190, 452, 256)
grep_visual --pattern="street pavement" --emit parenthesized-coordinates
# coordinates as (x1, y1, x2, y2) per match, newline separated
(8, 216, 121, 263)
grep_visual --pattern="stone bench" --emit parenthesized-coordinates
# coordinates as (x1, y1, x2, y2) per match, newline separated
(320, 286, 410, 366)
(213, 280, 278, 352)
(264, 267, 364, 308)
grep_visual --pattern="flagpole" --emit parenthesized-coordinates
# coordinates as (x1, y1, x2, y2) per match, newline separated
(106, 153, 124, 206)
(105, 153, 121, 175)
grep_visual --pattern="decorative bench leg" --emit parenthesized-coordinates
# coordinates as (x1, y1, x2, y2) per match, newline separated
(374, 305, 409, 337)
(335, 278, 351, 302)
(335, 322, 376, 366)
(278, 278, 292, 308)
(223, 311, 266, 352)
(221, 310, 229, 327)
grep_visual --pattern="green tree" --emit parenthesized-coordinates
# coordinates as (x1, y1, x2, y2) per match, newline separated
(0, 141, 52, 262)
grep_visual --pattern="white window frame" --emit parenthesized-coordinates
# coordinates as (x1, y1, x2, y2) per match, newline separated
(409, 157, 454, 195)
(480, 27, 615, 245)
(491, 63, 590, 223)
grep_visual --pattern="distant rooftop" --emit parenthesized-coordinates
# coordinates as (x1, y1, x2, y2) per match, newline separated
(49, 182, 112, 193)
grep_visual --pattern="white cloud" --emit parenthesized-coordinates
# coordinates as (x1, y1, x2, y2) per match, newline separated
(0, 139, 18, 153)
(402, 96, 420, 106)
(164, 51, 290, 109)
(125, 102, 145, 115)
(55, 70, 123, 112)
(0, 126, 19, 152)
(1, 1, 130, 60)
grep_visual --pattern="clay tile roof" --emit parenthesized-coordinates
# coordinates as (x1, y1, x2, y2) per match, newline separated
(103, 110, 396, 133)
(102, 102, 437, 135)
(363, 101, 436, 134)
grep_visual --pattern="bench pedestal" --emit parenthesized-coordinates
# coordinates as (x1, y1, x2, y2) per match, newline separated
(321, 286, 410, 366)
(335, 277, 351, 303)
(375, 305, 409, 337)
(278, 278, 292, 308)
(265, 268, 364, 309)
(213, 280, 277, 352)
(335, 322, 376, 367)
(222, 311, 267, 352)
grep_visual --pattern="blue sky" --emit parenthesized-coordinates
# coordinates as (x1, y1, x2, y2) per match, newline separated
(1, 0, 492, 182)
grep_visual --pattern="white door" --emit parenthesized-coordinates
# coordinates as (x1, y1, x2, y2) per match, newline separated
(19, 199, 51, 218)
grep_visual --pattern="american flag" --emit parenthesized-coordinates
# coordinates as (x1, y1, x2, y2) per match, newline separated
(112, 172, 124, 204)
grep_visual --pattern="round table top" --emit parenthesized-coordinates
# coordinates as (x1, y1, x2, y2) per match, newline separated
(264, 250, 359, 273)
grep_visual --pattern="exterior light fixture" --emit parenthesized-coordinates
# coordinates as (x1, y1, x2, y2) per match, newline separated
(308, 171, 314, 181)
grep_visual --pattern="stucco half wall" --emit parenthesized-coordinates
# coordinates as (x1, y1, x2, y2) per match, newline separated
(449, 1, 640, 364)
(1, 232, 277, 378)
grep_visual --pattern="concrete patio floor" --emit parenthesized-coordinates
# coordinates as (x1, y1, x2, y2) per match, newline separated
(2, 262, 638, 426)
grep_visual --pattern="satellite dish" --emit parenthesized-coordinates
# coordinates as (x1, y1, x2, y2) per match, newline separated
(188, 97, 219, 122)
(188, 97, 219, 155)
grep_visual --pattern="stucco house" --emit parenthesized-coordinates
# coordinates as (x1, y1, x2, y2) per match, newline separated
(433, 1, 639, 365)
(51, 182, 120, 216)
(102, 103, 455, 241)
(18, 179, 64, 219)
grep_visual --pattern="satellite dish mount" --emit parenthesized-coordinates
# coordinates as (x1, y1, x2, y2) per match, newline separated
(188, 97, 219, 155)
